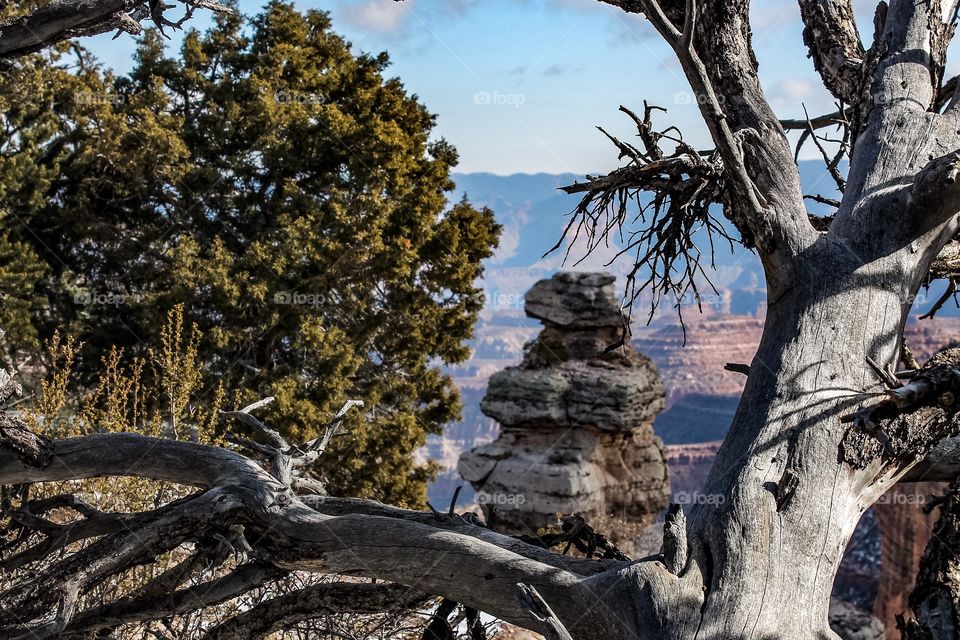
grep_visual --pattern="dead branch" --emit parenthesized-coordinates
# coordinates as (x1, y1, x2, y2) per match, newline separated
(920, 278, 958, 320)
(221, 397, 362, 494)
(302, 496, 619, 577)
(60, 563, 286, 639)
(549, 103, 733, 326)
(0, 408, 624, 638)
(660, 504, 687, 575)
(780, 108, 852, 131)
(804, 195, 841, 209)
(797, 0, 865, 103)
(724, 363, 750, 376)
(799, 104, 848, 193)
(0, 0, 234, 59)
(205, 581, 431, 640)
(515, 584, 574, 640)
(586, 0, 817, 300)
(0, 489, 238, 639)
(513, 514, 630, 562)
(840, 347, 960, 471)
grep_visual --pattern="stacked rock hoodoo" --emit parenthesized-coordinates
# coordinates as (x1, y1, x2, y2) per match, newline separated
(458, 271, 670, 534)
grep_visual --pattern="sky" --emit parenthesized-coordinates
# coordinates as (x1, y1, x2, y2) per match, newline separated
(80, 0, 959, 175)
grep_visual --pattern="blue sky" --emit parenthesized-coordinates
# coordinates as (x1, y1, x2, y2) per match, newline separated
(81, 0, 950, 175)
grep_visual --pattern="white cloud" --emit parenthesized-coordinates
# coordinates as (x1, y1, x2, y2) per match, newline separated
(776, 76, 816, 101)
(766, 76, 835, 116)
(340, 0, 416, 33)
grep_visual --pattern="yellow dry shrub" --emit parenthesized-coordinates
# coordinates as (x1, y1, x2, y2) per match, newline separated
(15, 305, 226, 621)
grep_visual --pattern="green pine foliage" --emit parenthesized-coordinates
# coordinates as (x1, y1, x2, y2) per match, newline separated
(0, 2, 500, 507)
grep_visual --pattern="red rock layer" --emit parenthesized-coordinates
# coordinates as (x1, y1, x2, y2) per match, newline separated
(873, 482, 947, 639)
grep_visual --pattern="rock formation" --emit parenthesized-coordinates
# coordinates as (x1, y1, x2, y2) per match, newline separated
(457, 272, 670, 535)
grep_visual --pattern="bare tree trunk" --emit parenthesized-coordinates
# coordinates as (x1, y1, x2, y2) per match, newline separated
(685, 277, 909, 637)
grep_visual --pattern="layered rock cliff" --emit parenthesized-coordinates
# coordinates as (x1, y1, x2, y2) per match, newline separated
(872, 482, 947, 639)
(457, 272, 670, 534)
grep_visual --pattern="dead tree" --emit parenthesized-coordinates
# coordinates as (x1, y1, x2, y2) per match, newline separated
(5, 0, 960, 638)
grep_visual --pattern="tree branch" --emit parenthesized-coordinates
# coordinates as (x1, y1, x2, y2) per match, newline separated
(60, 563, 287, 639)
(1, 490, 235, 639)
(597, 0, 816, 285)
(304, 496, 623, 577)
(909, 150, 960, 228)
(780, 107, 851, 131)
(833, 0, 960, 256)
(797, 0, 865, 104)
(515, 584, 574, 640)
(0, 415, 639, 638)
(0, 0, 234, 59)
(904, 435, 960, 481)
(204, 581, 430, 640)
(840, 347, 960, 475)
(550, 104, 733, 323)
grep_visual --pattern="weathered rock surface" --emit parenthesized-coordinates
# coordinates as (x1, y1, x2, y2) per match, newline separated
(829, 599, 886, 640)
(458, 272, 670, 535)
(523, 271, 623, 329)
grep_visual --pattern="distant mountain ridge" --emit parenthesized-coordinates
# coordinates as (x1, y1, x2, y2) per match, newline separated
(450, 164, 952, 320)
(452, 160, 837, 274)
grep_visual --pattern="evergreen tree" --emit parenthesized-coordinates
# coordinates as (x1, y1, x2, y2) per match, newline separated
(0, 2, 500, 507)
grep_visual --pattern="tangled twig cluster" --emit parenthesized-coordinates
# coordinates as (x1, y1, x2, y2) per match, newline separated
(549, 103, 733, 329)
